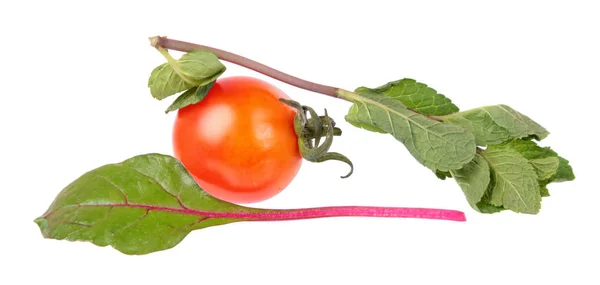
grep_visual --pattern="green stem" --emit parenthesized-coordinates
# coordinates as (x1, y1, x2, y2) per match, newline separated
(150, 36, 343, 100)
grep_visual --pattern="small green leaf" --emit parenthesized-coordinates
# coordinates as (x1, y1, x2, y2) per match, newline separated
(178, 50, 226, 85)
(553, 156, 576, 182)
(530, 157, 560, 180)
(341, 89, 476, 172)
(498, 139, 575, 193)
(34, 153, 271, 255)
(148, 63, 193, 100)
(435, 170, 452, 180)
(450, 154, 490, 211)
(476, 200, 506, 214)
(165, 82, 215, 113)
(355, 78, 459, 116)
(481, 145, 541, 214)
(540, 185, 550, 197)
(475, 171, 506, 213)
(440, 105, 549, 146)
(148, 50, 225, 100)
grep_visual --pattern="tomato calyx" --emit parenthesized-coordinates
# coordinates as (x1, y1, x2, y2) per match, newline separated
(280, 98, 354, 178)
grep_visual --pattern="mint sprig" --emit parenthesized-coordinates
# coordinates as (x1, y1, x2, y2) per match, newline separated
(343, 78, 574, 214)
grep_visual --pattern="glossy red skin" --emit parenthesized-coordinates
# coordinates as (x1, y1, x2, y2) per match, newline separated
(173, 76, 302, 204)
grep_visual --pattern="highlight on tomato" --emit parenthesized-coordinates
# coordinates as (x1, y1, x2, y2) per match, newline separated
(172, 76, 302, 204)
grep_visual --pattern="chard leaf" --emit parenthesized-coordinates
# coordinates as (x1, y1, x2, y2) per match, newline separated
(341, 90, 476, 172)
(35, 153, 466, 255)
(34, 153, 257, 255)
(440, 105, 549, 146)
(165, 82, 215, 113)
(148, 50, 225, 100)
(355, 78, 459, 116)
(450, 154, 490, 211)
(481, 145, 541, 214)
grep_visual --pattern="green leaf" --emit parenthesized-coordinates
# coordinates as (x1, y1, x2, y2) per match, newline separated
(34, 153, 272, 255)
(476, 200, 505, 214)
(530, 157, 560, 180)
(553, 157, 576, 182)
(177, 50, 226, 85)
(148, 63, 193, 100)
(475, 171, 506, 213)
(341, 90, 476, 171)
(440, 105, 549, 146)
(481, 146, 541, 214)
(450, 154, 490, 211)
(355, 78, 459, 116)
(148, 50, 225, 100)
(499, 139, 575, 186)
(165, 82, 215, 113)
(540, 185, 550, 197)
(435, 170, 452, 180)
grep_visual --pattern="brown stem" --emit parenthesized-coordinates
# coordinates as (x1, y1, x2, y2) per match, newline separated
(150, 36, 341, 99)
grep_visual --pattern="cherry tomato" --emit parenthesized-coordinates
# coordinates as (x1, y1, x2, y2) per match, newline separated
(172, 76, 302, 204)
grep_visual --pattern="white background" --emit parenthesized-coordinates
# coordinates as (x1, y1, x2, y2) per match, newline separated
(2, 1, 598, 284)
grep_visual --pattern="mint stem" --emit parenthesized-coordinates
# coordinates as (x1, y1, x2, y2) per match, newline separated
(149, 36, 342, 99)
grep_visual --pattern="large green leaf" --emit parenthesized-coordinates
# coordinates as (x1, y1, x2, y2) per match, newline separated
(355, 78, 459, 116)
(440, 105, 549, 146)
(481, 146, 541, 214)
(341, 89, 476, 172)
(34, 154, 270, 255)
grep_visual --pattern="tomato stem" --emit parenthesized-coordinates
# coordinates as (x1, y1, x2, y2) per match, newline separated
(149, 36, 344, 100)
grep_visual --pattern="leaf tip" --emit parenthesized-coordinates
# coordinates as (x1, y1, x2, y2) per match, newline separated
(34, 217, 48, 232)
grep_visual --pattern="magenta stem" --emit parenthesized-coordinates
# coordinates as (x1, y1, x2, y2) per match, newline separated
(247, 206, 466, 222)
(45, 204, 466, 222)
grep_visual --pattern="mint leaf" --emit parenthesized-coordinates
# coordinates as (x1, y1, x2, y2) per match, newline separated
(498, 139, 575, 193)
(435, 170, 452, 180)
(530, 157, 560, 180)
(177, 50, 226, 85)
(553, 157, 576, 182)
(540, 186, 550, 197)
(341, 90, 476, 172)
(148, 50, 225, 100)
(148, 63, 193, 100)
(165, 82, 215, 113)
(355, 78, 459, 116)
(481, 145, 541, 214)
(450, 154, 490, 211)
(440, 105, 549, 146)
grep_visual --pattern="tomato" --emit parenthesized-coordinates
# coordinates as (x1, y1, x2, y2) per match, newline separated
(172, 76, 302, 204)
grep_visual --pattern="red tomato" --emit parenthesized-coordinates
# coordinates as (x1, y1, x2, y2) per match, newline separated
(172, 76, 302, 204)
